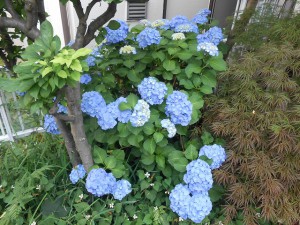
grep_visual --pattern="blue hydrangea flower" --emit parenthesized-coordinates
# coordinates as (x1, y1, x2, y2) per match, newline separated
(130, 100, 151, 127)
(199, 144, 226, 169)
(43, 114, 60, 135)
(80, 74, 92, 84)
(81, 91, 106, 117)
(169, 184, 191, 219)
(197, 42, 219, 56)
(85, 168, 117, 197)
(183, 159, 213, 195)
(139, 19, 152, 27)
(165, 91, 193, 126)
(57, 104, 68, 114)
(107, 97, 132, 123)
(188, 193, 212, 223)
(192, 9, 211, 25)
(96, 110, 117, 130)
(168, 15, 189, 30)
(174, 23, 199, 33)
(161, 119, 176, 138)
(105, 19, 129, 44)
(112, 179, 132, 200)
(136, 27, 162, 48)
(67, 40, 75, 47)
(69, 164, 86, 184)
(138, 77, 167, 105)
(16, 91, 26, 96)
(85, 46, 102, 67)
(197, 26, 224, 46)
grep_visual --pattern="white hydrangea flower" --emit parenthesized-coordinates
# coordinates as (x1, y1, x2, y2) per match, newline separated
(151, 19, 166, 28)
(172, 33, 186, 40)
(119, 45, 137, 54)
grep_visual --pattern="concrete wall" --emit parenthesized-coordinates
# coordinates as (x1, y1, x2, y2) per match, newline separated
(165, 0, 210, 19)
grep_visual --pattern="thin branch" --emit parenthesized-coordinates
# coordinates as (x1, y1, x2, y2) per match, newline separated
(52, 113, 75, 121)
(4, 0, 22, 20)
(83, 2, 117, 46)
(0, 29, 17, 70)
(72, 0, 85, 19)
(0, 17, 40, 40)
(25, 0, 39, 31)
(0, 49, 11, 69)
(37, 0, 46, 23)
(84, 0, 101, 22)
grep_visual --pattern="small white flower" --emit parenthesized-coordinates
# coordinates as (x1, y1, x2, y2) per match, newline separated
(179, 217, 184, 221)
(36, 185, 41, 190)
(133, 214, 138, 220)
(85, 214, 91, 220)
(154, 206, 158, 211)
(0, 185, 3, 189)
(252, 110, 256, 114)
(172, 33, 186, 41)
(218, 221, 224, 225)
(30, 222, 37, 225)
(165, 190, 170, 194)
(150, 183, 154, 187)
(11, 185, 14, 189)
(79, 194, 84, 200)
(119, 45, 136, 54)
(144, 172, 150, 178)
(109, 203, 114, 208)
(255, 213, 261, 218)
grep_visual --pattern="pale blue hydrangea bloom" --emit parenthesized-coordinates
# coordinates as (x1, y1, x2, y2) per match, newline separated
(197, 42, 219, 56)
(136, 27, 162, 48)
(105, 19, 129, 44)
(69, 164, 86, 184)
(106, 97, 132, 123)
(80, 73, 92, 84)
(192, 9, 211, 25)
(86, 46, 102, 67)
(151, 19, 169, 28)
(175, 23, 199, 33)
(161, 119, 176, 138)
(138, 77, 167, 105)
(85, 168, 117, 197)
(57, 104, 68, 114)
(168, 15, 189, 30)
(139, 19, 152, 27)
(130, 100, 151, 127)
(169, 184, 191, 219)
(183, 159, 213, 195)
(197, 26, 224, 46)
(112, 179, 132, 200)
(96, 110, 117, 130)
(119, 45, 137, 54)
(43, 114, 60, 135)
(199, 144, 226, 169)
(81, 91, 106, 117)
(188, 193, 212, 223)
(165, 91, 193, 126)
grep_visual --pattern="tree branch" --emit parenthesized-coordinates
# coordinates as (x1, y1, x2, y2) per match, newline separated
(72, 0, 85, 19)
(0, 17, 40, 39)
(0, 29, 17, 70)
(25, 0, 39, 31)
(4, 0, 22, 20)
(37, 0, 46, 23)
(0, 49, 11, 69)
(83, 2, 117, 46)
(84, 0, 101, 22)
(52, 113, 75, 121)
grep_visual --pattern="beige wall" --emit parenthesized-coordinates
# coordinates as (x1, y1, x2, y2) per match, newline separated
(166, 0, 210, 19)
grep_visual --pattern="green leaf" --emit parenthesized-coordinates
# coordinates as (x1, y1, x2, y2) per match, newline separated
(111, 164, 126, 178)
(74, 202, 90, 213)
(140, 180, 150, 190)
(208, 57, 227, 71)
(93, 146, 107, 164)
(209, 185, 225, 203)
(41, 67, 53, 77)
(167, 47, 180, 55)
(71, 48, 92, 59)
(70, 59, 82, 72)
(128, 70, 141, 83)
(156, 155, 165, 168)
(202, 70, 217, 87)
(143, 214, 153, 224)
(104, 156, 117, 169)
(128, 134, 140, 147)
(177, 51, 193, 60)
(143, 138, 156, 155)
(200, 85, 213, 94)
(168, 151, 188, 172)
(127, 94, 139, 108)
(29, 85, 40, 99)
(152, 51, 165, 61)
(123, 60, 135, 68)
(141, 154, 155, 165)
(179, 79, 194, 89)
(107, 20, 121, 30)
(201, 131, 214, 145)
(153, 132, 164, 143)
(112, 150, 125, 161)
(40, 20, 54, 45)
(185, 63, 202, 78)
(119, 102, 132, 110)
(143, 123, 155, 135)
(70, 71, 81, 81)
(184, 144, 198, 160)
(57, 70, 67, 78)
(163, 59, 176, 71)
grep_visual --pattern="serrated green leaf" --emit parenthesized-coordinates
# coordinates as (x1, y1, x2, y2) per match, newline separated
(168, 151, 188, 172)
(93, 146, 107, 164)
(127, 94, 139, 108)
(143, 138, 156, 154)
(119, 102, 132, 110)
(163, 59, 176, 71)
(104, 156, 117, 169)
(185, 63, 202, 78)
(177, 51, 193, 60)
(141, 154, 155, 165)
(156, 155, 165, 168)
(184, 144, 198, 160)
(153, 132, 164, 143)
(208, 57, 227, 71)
(57, 70, 67, 78)
(123, 60, 135, 68)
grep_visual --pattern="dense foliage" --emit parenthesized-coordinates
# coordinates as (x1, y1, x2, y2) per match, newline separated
(204, 16, 300, 224)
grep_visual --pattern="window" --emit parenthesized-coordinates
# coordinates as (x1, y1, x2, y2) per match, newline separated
(127, 2, 147, 21)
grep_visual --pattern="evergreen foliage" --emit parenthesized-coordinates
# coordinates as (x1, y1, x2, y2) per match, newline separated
(204, 19, 300, 224)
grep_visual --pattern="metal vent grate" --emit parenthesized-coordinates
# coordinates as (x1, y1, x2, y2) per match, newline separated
(127, 2, 147, 20)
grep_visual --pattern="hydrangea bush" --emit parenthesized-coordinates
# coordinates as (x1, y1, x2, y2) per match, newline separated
(41, 9, 228, 224)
